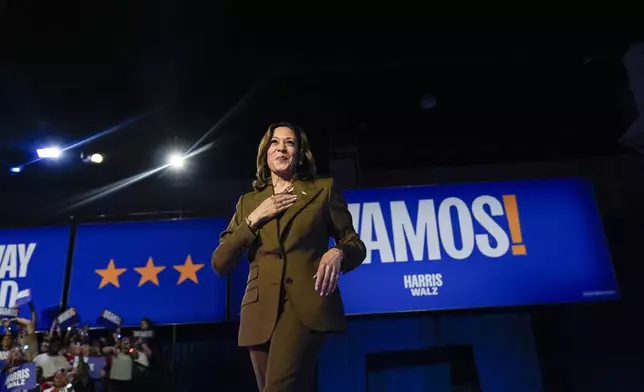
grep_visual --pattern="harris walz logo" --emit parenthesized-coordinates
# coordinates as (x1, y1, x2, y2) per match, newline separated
(404, 273, 443, 296)
(346, 192, 527, 298)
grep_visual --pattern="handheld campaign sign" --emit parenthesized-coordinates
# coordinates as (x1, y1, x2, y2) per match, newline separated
(88, 356, 107, 379)
(56, 307, 80, 330)
(231, 178, 618, 317)
(12, 289, 31, 308)
(68, 218, 227, 326)
(75, 356, 106, 379)
(3, 361, 37, 392)
(97, 308, 122, 330)
(0, 308, 18, 318)
(0, 226, 69, 330)
(0, 308, 19, 335)
(132, 329, 154, 341)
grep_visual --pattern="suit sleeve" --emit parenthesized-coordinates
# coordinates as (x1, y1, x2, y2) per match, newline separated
(328, 179, 366, 274)
(211, 195, 257, 276)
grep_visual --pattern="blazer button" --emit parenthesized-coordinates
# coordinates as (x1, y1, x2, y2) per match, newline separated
(285, 277, 293, 285)
(276, 253, 283, 259)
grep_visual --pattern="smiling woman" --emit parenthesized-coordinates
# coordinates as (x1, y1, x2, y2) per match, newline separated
(212, 122, 366, 392)
(252, 123, 317, 192)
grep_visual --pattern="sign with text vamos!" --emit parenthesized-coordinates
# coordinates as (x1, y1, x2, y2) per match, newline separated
(0, 226, 69, 330)
(68, 218, 227, 326)
(338, 177, 618, 315)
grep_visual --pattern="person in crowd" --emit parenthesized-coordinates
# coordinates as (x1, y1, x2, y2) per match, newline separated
(139, 319, 152, 332)
(2, 346, 29, 378)
(130, 339, 152, 392)
(89, 340, 101, 357)
(33, 365, 46, 391)
(12, 300, 39, 361)
(0, 330, 11, 363)
(34, 341, 70, 381)
(103, 336, 133, 392)
(39, 339, 50, 355)
(212, 123, 366, 391)
(69, 344, 95, 392)
(43, 369, 72, 392)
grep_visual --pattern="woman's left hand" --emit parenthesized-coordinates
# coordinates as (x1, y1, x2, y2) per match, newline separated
(314, 248, 343, 296)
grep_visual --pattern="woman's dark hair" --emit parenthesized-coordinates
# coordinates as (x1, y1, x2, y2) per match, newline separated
(140, 318, 153, 329)
(253, 122, 316, 191)
(48, 341, 61, 356)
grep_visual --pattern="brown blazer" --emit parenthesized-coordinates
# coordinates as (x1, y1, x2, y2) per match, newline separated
(212, 177, 366, 347)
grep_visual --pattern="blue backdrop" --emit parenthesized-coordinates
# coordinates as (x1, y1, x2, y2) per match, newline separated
(0, 226, 69, 330)
(232, 177, 618, 317)
(318, 313, 543, 392)
(68, 218, 227, 326)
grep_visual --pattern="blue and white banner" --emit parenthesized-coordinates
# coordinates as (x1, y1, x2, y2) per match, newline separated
(88, 356, 106, 379)
(97, 308, 122, 330)
(2, 361, 37, 392)
(56, 307, 80, 330)
(0, 308, 18, 318)
(231, 178, 618, 316)
(68, 218, 227, 326)
(0, 226, 69, 330)
(12, 289, 31, 308)
(75, 356, 107, 379)
(132, 330, 154, 339)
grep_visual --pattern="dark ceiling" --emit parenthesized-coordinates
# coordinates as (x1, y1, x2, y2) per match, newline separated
(0, 2, 642, 200)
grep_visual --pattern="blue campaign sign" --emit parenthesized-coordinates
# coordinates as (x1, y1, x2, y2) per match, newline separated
(232, 178, 618, 317)
(3, 361, 37, 392)
(68, 218, 228, 326)
(84, 356, 107, 379)
(0, 226, 69, 330)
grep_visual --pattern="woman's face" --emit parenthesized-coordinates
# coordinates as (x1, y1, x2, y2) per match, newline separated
(40, 341, 49, 354)
(2, 334, 10, 349)
(53, 371, 68, 387)
(81, 345, 90, 357)
(140, 320, 149, 330)
(267, 127, 298, 177)
(10, 347, 22, 362)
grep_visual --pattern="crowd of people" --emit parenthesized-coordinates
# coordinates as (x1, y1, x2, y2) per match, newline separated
(1, 301, 170, 392)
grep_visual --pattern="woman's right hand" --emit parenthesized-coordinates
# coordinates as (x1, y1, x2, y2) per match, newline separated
(247, 194, 298, 229)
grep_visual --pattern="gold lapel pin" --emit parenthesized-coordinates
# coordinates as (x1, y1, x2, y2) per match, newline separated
(302, 191, 307, 195)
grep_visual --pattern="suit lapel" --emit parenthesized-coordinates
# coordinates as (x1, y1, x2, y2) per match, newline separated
(251, 186, 280, 249)
(279, 180, 322, 241)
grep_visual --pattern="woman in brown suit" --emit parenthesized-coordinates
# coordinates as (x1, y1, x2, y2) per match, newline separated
(212, 123, 366, 392)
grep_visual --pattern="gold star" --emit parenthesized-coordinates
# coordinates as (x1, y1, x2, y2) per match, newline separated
(173, 255, 204, 285)
(95, 259, 127, 289)
(134, 257, 166, 287)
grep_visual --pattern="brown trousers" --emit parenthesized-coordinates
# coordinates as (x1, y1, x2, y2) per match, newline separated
(248, 295, 326, 392)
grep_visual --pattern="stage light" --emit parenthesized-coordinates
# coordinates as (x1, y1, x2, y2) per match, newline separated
(37, 147, 62, 159)
(168, 153, 184, 169)
(90, 153, 104, 163)
(9, 167, 21, 173)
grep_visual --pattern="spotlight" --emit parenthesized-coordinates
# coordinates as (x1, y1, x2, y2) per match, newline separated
(168, 154, 184, 169)
(89, 153, 104, 164)
(9, 167, 21, 173)
(37, 147, 62, 159)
